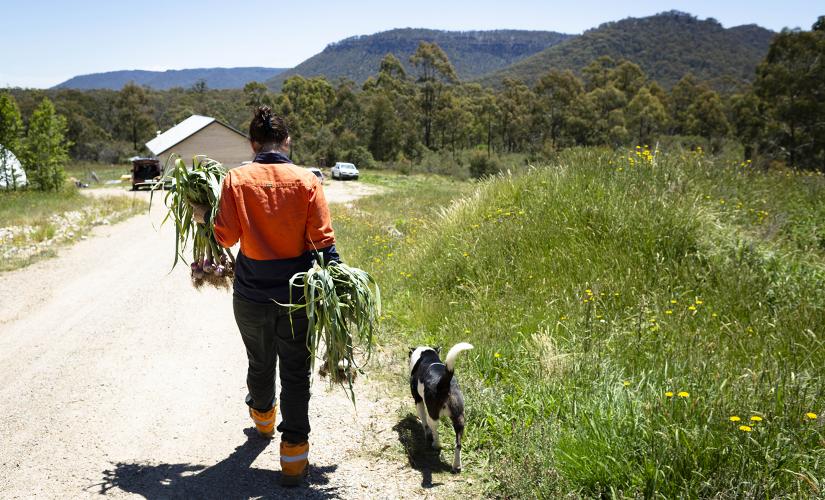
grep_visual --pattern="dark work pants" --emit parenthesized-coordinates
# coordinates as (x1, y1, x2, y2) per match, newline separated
(233, 294, 311, 444)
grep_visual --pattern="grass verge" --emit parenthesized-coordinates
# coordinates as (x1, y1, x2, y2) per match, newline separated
(333, 149, 825, 497)
(0, 187, 146, 272)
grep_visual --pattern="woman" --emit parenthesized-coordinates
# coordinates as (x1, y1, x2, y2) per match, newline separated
(195, 106, 338, 486)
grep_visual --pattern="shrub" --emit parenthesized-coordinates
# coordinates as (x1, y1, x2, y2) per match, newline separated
(468, 152, 501, 179)
(345, 145, 376, 169)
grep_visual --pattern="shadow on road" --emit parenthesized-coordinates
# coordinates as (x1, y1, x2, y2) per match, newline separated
(393, 414, 453, 488)
(95, 428, 339, 499)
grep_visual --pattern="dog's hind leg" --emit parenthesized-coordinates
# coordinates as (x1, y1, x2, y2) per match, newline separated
(451, 415, 464, 473)
(416, 402, 431, 441)
(428, 416, 441, 449)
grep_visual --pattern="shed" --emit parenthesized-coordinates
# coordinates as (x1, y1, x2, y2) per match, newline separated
(146, 115, 250, 168)
(0, 145, 27, 190)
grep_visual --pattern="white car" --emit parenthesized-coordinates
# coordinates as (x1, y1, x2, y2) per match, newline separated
(331, 162, 359, 180)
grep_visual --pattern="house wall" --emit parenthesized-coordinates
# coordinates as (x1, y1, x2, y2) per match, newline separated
(157, 122, 251, 169)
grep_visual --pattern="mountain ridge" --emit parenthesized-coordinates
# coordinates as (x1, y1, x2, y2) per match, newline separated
(478, 12, 775, 88)
(265, 28, 573, 89)
(54, 67, 288, 90)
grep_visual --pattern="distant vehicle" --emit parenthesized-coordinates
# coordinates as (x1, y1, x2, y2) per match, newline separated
(307, 167, 325, 183)
(130, 157, 172, 190)
(331, 162, 359, 180)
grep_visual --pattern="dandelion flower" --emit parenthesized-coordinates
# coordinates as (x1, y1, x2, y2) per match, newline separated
(665, 391, 674, 398)
(695, 299, 704, 305)
(494, 352, 501, 358)
(678, 391, 689, 398)
(670, 299, 678, 304)
(739, 425, 752, 432)
(805, 412, 817, 420)
(623, 380, 630, 387)
(688, 305, 697, 311)
(750, 416, 763, 422)
(665, 310, 673, 315)
(729, 416, 741, 422)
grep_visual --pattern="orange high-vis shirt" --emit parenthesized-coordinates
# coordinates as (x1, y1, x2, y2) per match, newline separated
(213, 161, 335, 260)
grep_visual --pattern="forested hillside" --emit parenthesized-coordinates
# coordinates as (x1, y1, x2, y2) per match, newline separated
(54, 67, 287, 90)
(265, 28, 571, 89)
(481, 11, 775, 89)
(4, 13, 820, 173)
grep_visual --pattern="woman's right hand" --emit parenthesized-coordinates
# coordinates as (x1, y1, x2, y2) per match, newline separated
(190, 202, 210, 224)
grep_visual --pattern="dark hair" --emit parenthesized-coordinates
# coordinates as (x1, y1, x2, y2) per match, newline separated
(249, 105, 288, 145)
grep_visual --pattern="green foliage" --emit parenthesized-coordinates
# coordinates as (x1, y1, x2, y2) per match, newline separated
(115, 83, 155, 152)
(687, 89, 731, 150)
(24, 98, 70, 191)
(482, 11, 775, 90)
(727, 90, 764, 161)
(266, 28, 570, 90)
(242, 81, 272, 109)
(335, 150, 825, 497)
(468, 151, 500, 179)
(626, 86, 667, 146)
(7, 15, 823, 175)
(411, 41, 459, 148)
(755, 23, 825, 169)
(344, 145, 375, 169)
(0, 93, 26, 189)
(535, 70, 584, 149)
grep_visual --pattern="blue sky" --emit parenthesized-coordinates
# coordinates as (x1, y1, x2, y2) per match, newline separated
(0, 0, 820, 88)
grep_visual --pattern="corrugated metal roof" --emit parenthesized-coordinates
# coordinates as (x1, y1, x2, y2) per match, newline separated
(146, 115, 215, 155)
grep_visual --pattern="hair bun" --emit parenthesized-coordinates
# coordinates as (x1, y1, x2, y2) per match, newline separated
(256, 106, 274, 132)
(249, 105, 288, 145)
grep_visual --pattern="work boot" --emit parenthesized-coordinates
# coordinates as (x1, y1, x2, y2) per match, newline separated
(248, 405, 277, 438)
(280, 441, 309, 486)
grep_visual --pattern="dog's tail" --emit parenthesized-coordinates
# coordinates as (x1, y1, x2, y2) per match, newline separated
(445, 342, 474, 373)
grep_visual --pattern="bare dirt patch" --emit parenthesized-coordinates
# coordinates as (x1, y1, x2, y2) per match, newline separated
(0, 180, 465, 499)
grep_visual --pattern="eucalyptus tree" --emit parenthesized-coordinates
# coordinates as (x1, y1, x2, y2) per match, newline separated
(410, 42, 458, 149)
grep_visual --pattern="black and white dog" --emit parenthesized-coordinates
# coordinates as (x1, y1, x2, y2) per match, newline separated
(409, 342, 474, 473)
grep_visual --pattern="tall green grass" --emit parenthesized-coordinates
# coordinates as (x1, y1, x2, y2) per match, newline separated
(334, 150, 825, 498)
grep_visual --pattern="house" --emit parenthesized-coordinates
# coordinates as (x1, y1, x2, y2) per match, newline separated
(146, 115, 250, 168)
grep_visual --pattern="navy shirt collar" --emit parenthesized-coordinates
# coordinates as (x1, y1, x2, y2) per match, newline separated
(254, 151, 292, 164)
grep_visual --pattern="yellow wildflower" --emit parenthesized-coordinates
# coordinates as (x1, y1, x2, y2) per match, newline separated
(678, 391, 689, 398)
(750, 416, 763, 422)
(622, 380, 630, 387)
(665, 310, 673, 315)
(688, 305, 697, 311)
(695, 299, 703, 305)
(665, 391, 674, 398)
(739, 425, 752, 432)
(670, 299, 677, 304)
(729, 416, 741, 422)
(494, 352, 501, 358)
(805, 412, 817, 420)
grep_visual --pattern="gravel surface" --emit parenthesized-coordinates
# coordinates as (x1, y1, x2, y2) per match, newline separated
(0, 182, 461, 499)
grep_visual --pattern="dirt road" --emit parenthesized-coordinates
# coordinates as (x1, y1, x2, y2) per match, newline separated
(0, 182, 450, 498)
